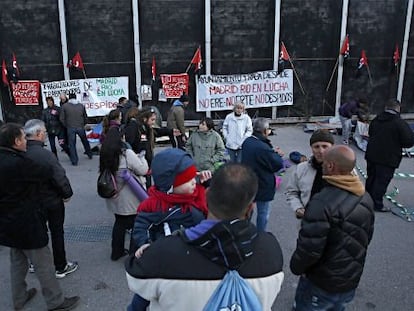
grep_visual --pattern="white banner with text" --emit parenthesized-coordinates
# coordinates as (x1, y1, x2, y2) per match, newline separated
(196, 69, 293, 112)
(41, 77, 129, 117)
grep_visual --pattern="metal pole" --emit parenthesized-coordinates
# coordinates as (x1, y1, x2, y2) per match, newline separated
(397, 0, 413, 102)
(334, 0, 349, 118)
(272, 0, 281, 119)
(132, 0, 142, 107)
(205, 0, 211, 118)
(58, 0, 69, 80)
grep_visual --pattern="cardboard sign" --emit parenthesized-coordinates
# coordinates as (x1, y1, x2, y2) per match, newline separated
(11, 80, 40, 105)
(160, 73, 189, 98)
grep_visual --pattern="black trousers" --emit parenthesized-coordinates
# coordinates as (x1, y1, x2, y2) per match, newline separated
(169, 134, 186, 150)
(112, 214, 137, 258)
(365, 161, 395, 210)
(45, 202, 67, 271)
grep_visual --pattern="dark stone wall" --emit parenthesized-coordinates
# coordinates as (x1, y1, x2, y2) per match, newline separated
(0, 0, 412, 123)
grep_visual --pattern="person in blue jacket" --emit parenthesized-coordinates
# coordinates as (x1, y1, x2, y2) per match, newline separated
(241, 118, 284, 231)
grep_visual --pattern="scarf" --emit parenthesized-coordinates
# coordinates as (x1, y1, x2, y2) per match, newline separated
(323, 175, 365, 196)
(138, 184, 208, 216)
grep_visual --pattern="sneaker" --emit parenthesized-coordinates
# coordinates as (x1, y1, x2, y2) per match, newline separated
(343, 139, 349, 145)
(28, 263, 35, 273)
(48, 296, 80, 311)
(55, 262, 78, 279)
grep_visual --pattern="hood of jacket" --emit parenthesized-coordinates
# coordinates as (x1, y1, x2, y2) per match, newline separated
(323, 174, 365, 196)
(184, 219, 257, 269)
(376, 110, 399, 122)
(68, 98, 79, 105)
(173, 99, 184, 107)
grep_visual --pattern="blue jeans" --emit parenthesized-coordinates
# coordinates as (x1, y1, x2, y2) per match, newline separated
(255, 201, 270, 232)
(127, 294, 149, 311)
(67, 127, 92, 165)
(294, 276, 355, 311)
(227, 148, 242, 163)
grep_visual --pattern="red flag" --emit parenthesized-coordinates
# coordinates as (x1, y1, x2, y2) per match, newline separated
(68, 52, 84, 70)
(151, 56, 156, 81)
(12, 53, 20, 80)
(393, 44, 400, 66)
(280, 42, 290, 61)
(190, 47, 202, 72)
(2, 60, 9, 86)
(340, 35, 350, 59)
(357, 50, 368, 69)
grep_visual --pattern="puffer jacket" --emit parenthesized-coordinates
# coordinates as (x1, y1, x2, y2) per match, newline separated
(186, 129, 225, 171)
(365, 110, 414, 168)
(290, 176, 375, 293)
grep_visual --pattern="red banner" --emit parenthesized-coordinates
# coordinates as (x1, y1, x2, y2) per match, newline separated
(160, 73, 189, 98)
(11, 80, 40, 105)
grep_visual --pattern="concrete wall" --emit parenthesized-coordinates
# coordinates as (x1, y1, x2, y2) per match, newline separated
(0, 0, 412, 123)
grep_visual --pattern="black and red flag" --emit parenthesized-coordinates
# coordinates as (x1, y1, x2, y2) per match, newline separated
(12, 53, 20, 81)
(2, 59, 9, 86)
(356, 50, 368, 78)
(151, 56, 156, 81)
(393, 44, 400, 67)
(340, 35, 350, 59)
(67, 52, 84, 70)
(190, 47, 202, 72)
(278, 42, 291, 75)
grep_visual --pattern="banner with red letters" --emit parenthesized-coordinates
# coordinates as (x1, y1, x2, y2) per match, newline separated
(11, 80, 40, 105)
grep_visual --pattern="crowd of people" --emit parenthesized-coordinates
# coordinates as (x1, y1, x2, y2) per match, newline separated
(0, 94, 413, 311)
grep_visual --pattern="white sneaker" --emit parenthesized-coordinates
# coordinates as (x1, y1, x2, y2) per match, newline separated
(28, 263, 35, 273)
(343, 140, 349, 145)
(55, 261, 78, 279)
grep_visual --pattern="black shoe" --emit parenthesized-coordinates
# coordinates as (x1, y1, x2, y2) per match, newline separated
(48, 296, 80, 311)
(374, 206, 391, 212)
(15, 288, 37, 310)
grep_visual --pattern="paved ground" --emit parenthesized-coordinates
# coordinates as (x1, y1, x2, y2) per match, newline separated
(1, 125, 414, 310)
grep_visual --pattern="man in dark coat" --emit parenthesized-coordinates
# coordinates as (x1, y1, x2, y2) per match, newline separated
(241, 117, 284, 231)
(0, 123, 79, 311)
(365, 99, 414, 212)
(24, 119, 79, 279)
(290, 145, 375, 311)
(42, 96, 70, 158)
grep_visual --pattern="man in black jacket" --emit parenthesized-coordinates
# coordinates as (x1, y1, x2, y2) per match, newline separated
(290, 145, 375, 311)
(24, 119, 79, 279)
(365, 99, 414, 212)
(0, 123, 79, 311)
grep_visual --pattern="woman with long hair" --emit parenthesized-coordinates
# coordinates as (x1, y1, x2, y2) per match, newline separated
(100, 109, 122, 143)
(99, 126, 148, 261)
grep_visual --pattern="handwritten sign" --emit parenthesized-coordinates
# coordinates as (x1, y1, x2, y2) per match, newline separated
(11, 81, 40, 105)
(41, 77, 129, 117)
(196, 70, 293, 112)
(160, 73, 189, 98)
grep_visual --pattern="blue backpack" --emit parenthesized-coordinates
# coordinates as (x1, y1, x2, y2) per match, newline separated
(203, 270, 262, 311)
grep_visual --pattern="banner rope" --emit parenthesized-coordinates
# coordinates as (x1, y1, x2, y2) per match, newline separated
(355, 164, 413, 222)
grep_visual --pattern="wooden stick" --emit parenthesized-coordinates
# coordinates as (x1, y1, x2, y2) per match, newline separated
(82, 68, 87, 79)
(289, 58, 306, 95)
(366, 64, 373, 87)
(325, 58, 339, 92)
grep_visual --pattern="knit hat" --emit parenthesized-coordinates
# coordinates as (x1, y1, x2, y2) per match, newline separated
(309, 129, 335, 146)
(151, 148, 197, 192)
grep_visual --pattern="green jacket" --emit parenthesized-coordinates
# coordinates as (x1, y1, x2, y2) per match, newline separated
(186, 129, 226, 171)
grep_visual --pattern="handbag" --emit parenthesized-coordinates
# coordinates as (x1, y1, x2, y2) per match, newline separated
(97, 169, 118, 198)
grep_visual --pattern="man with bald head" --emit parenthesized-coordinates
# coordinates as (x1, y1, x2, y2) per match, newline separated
(290, 145, 375, 311)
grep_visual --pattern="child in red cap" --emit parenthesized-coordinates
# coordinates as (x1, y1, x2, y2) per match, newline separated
(132, 148, 211, 255)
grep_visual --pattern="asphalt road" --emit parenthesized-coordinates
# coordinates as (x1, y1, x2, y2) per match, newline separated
(1, 125, 413, 310)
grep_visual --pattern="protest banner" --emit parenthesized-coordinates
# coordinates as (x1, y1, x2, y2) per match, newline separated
(41, 76, 129, 117)
(11, 80, 40, 105)
(196, 69, 293, 112)
(160, 73, 189, 98)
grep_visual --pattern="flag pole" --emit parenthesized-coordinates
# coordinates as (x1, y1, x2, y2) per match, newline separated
(325, 57, 339, 92)
(366, 64, 373, 87)
(288, 58, 306, 95)
(82, 68, 87, 79)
